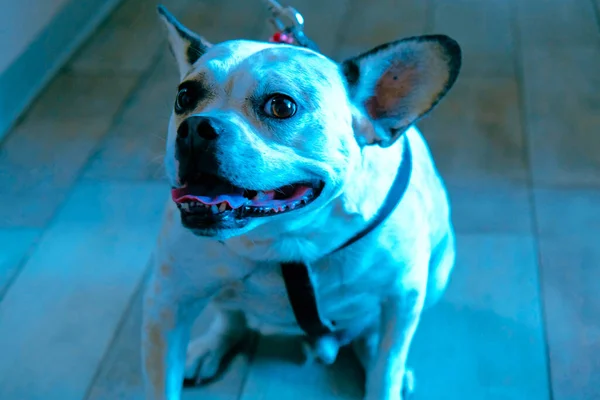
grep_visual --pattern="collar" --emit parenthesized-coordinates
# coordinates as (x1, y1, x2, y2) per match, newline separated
(269, 23, 413, 339)
(281, 135, 413, 338)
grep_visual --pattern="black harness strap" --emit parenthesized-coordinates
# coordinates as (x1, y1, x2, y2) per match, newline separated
(280, 135, 413, 338)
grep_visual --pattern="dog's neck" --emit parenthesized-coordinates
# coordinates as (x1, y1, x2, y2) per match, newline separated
(224, 132, 407, 263)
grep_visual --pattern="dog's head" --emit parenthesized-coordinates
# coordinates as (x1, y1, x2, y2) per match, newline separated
(158, 6, 461, 240)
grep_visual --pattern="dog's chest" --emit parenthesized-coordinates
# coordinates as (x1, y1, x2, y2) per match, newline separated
(213, 257, 385, 335)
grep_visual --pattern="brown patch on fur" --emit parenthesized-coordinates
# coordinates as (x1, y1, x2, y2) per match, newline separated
(366, 61, 418, 120)
(214, 264, 230, 278)
(160, 263, 172, 276)
(159, 308, 175, 325)
(223, 78, 234, 97)
(144, 322, 166, 392)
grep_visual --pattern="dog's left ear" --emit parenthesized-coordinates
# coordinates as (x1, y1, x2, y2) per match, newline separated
(157, 5, 212, 79)
(342, 35, 461, 147)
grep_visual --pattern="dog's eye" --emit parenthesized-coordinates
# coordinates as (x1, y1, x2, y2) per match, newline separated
(264, 95, 297, 119)
(175, 88, 195, 113)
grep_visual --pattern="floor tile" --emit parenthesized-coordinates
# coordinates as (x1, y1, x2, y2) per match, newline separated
(420, 77, 528, 182)
(0, 229, 39, 299)
(87, 287, 256, 400)
(68, 0, 194, 73)
(0, 182, 166, 400)
(257, 0, 350, 58)
(534, 187, 600, 237)
(0, 119, 112, 227)
(520, 46, 600, 186)
(446, 178, 533, 235)
(81, 62, 177, 181)
(24, 71, 139, 122)
(409, 234, 550, 399)
(335, 0, 429, 60)
(538, 235, 600, 400)
(432, 0, 514, 77)
(240, 335, 363, 400)
(516, 0, 600, 48)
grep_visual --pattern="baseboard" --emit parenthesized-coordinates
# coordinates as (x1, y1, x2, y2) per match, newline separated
(0, 0, 124, 142)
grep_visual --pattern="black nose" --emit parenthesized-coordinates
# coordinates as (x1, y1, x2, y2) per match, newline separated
(176, 116, 221, 183)
(177, 115, 219, 141)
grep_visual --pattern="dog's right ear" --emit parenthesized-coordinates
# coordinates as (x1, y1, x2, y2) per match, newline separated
(157, 5, 212, 78)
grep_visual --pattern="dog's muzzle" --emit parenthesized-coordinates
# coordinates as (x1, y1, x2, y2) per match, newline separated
(171, 116, 325, 235)
(175, 115, 222, 183)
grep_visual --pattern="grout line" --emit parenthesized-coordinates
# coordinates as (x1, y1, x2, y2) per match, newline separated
(235, 331, 261, 400)
(0, 49, 163, 303)
(509, 2, 555, 399)
(330, 0, 355, 61)
(0, 231, 42, 302)
(591, 0, 600, 40)
(82, 261, 155, 400)
(425, 0, 436, 34)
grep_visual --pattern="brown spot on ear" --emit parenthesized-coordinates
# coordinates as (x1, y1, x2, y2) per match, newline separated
(365, 61, 418, 120)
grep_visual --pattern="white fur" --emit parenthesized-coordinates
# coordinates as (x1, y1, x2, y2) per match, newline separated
(144, 13, 458, 400)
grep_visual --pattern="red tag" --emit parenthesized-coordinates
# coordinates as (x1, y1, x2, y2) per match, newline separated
(269, 31, 295, 44)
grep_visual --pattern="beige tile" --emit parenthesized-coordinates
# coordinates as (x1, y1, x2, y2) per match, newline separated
(520, 46, 600, 186)
(69, 0, 194, 73)
(0, 119, 112, 227)
(0, 191, 70, 228)
(534, 187, 600, 237)
(240, 335, 363, 400)
(420, 77, 528, 182)
(82, 62, 177, 181)
(0, 182, 165, 400)
(87, 288, 256, 400)
(538, 235, 600, 400)
(516, 0, 600, 48)
(0, 229, 39, 298)
(410, 234, 550, 399)
(446, 178, 533, 235)
(190, 0, 268, 43)
(257, 0, 350, 58)
(25, 71, 138, 122)
(335, 0, 429, 60)
(432, 0, 514, 77)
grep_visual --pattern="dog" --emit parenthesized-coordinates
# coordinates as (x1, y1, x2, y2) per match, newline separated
(142, 5, 461, 400)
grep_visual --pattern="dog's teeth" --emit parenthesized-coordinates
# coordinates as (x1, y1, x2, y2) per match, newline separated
(211, 205, 218, 213)
(181, 203, 189, 211)
(219, 202, 227, 212)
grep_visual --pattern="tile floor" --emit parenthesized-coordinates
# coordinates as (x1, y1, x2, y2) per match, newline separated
(0, 0, 599, 399)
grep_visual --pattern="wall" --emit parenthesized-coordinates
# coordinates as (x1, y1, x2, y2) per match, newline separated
(0, 0, 124, 141)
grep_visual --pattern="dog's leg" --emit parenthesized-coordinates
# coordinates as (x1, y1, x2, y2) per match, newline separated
(183, 308, 248, 384)
(142, 277, 200, 400)
(363, 290, 424, 400)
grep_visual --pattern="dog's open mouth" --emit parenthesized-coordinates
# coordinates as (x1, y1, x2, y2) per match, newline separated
(171, 173, 324, 223)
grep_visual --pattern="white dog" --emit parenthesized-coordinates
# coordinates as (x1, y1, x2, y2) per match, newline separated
(142, 5, 461, 400)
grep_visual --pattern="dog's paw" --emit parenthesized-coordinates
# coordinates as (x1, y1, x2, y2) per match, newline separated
(301, 335, 340, 365)
(401, 368, 415, 399)
(182, 331, 247, 386)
